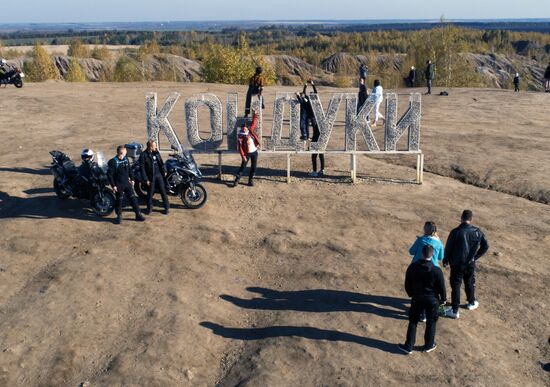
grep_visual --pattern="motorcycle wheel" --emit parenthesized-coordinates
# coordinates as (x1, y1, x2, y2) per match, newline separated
(91, 190, 115, 217)
(14, 80, 23, 88)
(180, 183, 208, 209)
(134, 181, 148, 200)
(53, 179, 71, 200)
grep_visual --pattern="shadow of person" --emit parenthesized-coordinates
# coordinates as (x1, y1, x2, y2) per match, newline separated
(0, 191, 112, 222)
(220, 287, 409, 320)
(0, 167, 51, 176)
(200, 322, 403, 355)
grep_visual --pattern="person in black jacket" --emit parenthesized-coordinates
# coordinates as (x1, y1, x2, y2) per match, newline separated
(544, 62, 550, 93)
(296, 81, 317, 140)
(443, 210, 489, 319)
(108, 145, 145, 224)
(398, 245, 447, 355)
(139, 139, 169, 215)
(425, 60, 434, 95)
(513, 73, 520, 92)
(357, 78, 369, 113)
(408, 66, 416, 88)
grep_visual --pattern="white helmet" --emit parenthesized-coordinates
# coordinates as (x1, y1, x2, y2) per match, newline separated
(81, 149, 95, 162)
(0, 59, 6, 65)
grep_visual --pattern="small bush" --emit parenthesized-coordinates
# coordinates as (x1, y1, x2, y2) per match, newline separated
(68, 39, 90, 58)
(24, 43, 58, 82)
(113, 56, 143, 82)
(91, 45, 112, 61)
(65, 58, 86, 82)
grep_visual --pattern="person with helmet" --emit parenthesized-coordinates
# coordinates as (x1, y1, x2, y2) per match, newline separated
(0, 59, 9, 79)
(244, 66, 265, 118)
(76, 149, 97, 196)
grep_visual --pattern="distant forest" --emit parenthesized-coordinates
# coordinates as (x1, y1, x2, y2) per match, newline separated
(1, 24, 549, 89)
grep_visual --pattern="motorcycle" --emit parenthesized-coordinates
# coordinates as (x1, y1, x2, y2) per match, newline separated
(0, 68, 24, 88)
(128, 144, 208, 209)
(49, 150, 115, 217)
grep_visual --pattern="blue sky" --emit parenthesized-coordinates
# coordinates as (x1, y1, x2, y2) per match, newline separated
(3, 0, 549, 23)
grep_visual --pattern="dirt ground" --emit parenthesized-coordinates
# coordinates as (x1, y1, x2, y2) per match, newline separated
(0, 82, 549, 386)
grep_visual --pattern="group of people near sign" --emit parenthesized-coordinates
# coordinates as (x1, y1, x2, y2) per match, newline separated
(398, 209, 489, 354)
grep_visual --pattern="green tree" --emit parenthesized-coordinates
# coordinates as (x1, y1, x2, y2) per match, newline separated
(24, 43, 58, 82)
(113, 56, 142, 82)
(68, 39, 90, 58)
(65, 58, 86, 82)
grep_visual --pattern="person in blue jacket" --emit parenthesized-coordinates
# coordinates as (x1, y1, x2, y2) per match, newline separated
(408, 221, 445, 322)
(409, 221, 444, 267)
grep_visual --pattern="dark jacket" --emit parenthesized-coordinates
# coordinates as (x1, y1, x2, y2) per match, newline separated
(298, 84, 318, 118)
(358, 84, 369, 111)
(139, 149, 166, 181)
(426, 63, 435, 80)
(514, 75, 520, 85)
(237, 113, 261, 159)
(443, 223, 489, 267)
(405, 259, 447, 302)
(108, 156, 133, 188)
(544, 65, 550, 79)
(360, 64, 368, 80)
(409, 69, 417, 82)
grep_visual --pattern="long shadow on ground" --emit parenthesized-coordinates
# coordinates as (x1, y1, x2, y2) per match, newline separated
(200, 322, 403, 354)
(220, 287, 409, 320)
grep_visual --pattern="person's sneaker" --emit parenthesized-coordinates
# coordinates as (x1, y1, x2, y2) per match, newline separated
(114, 217, 122, 225)
(445, 308, 460, 319)
(466, 301, 479, 310)
(143, 208, 151, 215)
(162, 208, 169, 215)
(232, 177, 240, 188)
(300, 136, 307, 141)
(309, 171, 319, 177)
(424, 343, 437, 353)
(248, 179, 255, 187)
(318, 170, 324, 177)
(397, 344, 413, 355)
(136, 214, 146, 222)
(420, 316, 427, 323)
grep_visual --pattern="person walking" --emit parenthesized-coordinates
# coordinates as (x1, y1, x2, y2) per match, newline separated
(245, 66, 265, 117)
(139, 139, 170, 215)
(544, 62, 550, 93)
(513, 73, 520, 92)
(443, 210, 489, 319)
(108, 145, 145, 224)
(398, 245, 447, 355)
(371, 79, 384, 127)
(425, 60, 435, 95)
(233, 110, 260, 187)
(408, 66, 417, 88)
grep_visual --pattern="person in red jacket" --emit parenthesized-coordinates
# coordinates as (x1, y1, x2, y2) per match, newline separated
(233, 110, 261, 187)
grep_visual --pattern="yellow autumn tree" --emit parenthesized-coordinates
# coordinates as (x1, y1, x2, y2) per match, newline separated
(65, 58, 86, 82)
(24, 43, 58, 82)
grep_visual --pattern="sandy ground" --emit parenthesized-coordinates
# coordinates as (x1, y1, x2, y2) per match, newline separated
(0, 82, 549, 386)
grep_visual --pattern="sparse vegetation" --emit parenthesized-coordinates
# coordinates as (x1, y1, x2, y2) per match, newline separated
(113, 55, 143, 82)
(24, 43, 58, 82)
(65, 58, 86, 82)
(67, 39, 90, 58)
(91, 45, 112, 61)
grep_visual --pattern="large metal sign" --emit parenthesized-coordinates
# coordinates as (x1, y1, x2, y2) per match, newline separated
(146, 92, 422, 154)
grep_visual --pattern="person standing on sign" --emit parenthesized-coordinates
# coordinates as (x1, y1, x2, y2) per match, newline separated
(233, 110, 261, 187)
(544, 62, 550, 93)
(398, 245, 447, 355)
(371, 79, 385, 127)
(245, 67, 265, 118)
(425, 60, 435, 95)
(108, 145, 145, 225)
(443, 210, 489, 319)
(139, 139, 170, 215)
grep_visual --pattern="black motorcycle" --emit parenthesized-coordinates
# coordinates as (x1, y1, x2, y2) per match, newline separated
(131, 147, 208, 209)
(49, 150, 115, 216)
(0, 68, 24, 88)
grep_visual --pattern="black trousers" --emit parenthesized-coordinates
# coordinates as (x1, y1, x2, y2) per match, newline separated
(404, 296, 439, 350)
(237, 151, 258, 180)
(450, 262, 476, 312)
(147, 174, 169, 211)
(312, 154, 325, 172)
(427, 79, 432, 94)
(115, 184, 141, 218)
(245, 89, 264, 116)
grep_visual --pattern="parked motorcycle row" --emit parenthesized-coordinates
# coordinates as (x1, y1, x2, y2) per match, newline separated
(49, 143, 207, 218)
(0, 59, 25, 88)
